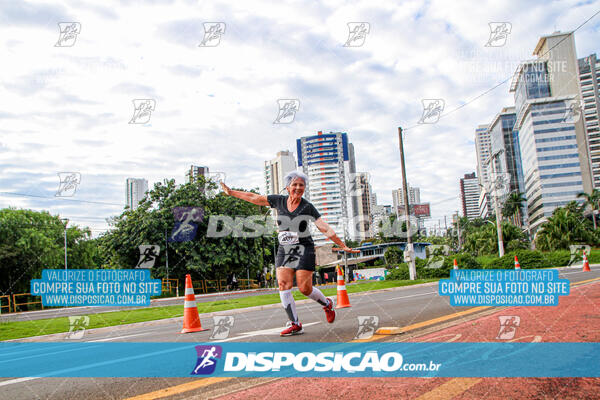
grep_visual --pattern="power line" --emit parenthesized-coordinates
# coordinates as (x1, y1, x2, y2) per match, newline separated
(404, 9, 600, 132)
(0, 191, 124, 207)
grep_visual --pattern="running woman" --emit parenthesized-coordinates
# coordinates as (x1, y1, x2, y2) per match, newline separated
(220, 171, 358, 336)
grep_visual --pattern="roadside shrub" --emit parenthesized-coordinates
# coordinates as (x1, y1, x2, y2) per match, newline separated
(386, 264, 409, 280)
(494, 250, 548, 269)
(587, 249, 600, 263)
(543, 250, 572, 268)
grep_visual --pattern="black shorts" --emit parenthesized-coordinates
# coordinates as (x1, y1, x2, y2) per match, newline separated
(276, 244, 315, 271)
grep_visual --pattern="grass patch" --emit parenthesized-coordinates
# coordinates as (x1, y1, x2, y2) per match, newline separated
(0, 279, 437, 341)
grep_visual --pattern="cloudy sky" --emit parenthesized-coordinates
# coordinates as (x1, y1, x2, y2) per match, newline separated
(1, 0, 599, 236)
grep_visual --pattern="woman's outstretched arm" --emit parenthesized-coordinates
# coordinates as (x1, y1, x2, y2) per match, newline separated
(220, 182, 269, 206)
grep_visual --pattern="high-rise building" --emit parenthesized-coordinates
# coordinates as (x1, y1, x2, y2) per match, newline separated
(460, 173, 480, 220)
(370, 193, 378, 209)
(392, 185, 420, 214)
(371, 204, 392, 236)
(297, 131, 358, 244)
(125, 178, 148, 210)
(510, 31, 593, 232)
(475, 124, 492, 219)
(488, 107, 521, 192)
(355, 172, 372, 240)
(187, 165, 209, 184)
(264, 150, 296, 195)
(578, 53, 600, 189)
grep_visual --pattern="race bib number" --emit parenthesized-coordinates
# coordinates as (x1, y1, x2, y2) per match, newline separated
(278, 231, 299, 245)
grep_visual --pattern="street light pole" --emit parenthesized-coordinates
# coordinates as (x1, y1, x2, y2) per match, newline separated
(398, 127, 417, 280)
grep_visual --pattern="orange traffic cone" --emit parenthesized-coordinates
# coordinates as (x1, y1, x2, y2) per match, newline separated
(180, 274, 207, 333)
(453, 259, 458, 270)
(514, 256, 521, 270)
(336, 265, 351, 309)
(582, 251, 591, 272)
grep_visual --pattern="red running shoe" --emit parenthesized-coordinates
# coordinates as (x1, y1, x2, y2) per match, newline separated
(323, 298, 335, 323)
(280, 321, 304, 336)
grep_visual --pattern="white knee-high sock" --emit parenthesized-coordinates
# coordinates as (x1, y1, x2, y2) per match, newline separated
(308, 287, 328, 306)
(279, 289, 298, 324)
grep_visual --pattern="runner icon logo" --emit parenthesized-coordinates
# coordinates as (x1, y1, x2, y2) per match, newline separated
(273, 99, 300, 124)
(55, 22, 81, 47)
(136, 245, 160, 268)
(191, 345, 222, 375)
(170, 207, 204, 242)
(495, 315, 520, 340)
(199, 22, 226, 47)
(211, 316, 234, 340)
(485, 22, 511, 47)
(568, 244, 591, 266)
(65, 316, 89, 339)
(344, 22, 370, 47)
(354, 316, 379, 340)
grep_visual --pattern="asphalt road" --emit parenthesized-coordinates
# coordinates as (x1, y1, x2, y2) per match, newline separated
(0, 284, 342, 323)
(1, 267, 598, 400)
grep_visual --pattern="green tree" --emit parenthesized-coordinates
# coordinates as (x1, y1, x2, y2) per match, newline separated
(384, 246, 403, 264)
(535, 201, 596, 251)
(502, 192, 526, 227)
(0, 209, 99, 294)
(577, 189, 600, 230)
(462, 219, 528, 256)
(98, 178, 276, 284)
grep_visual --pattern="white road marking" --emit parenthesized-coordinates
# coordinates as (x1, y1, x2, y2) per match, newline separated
(87, 333, 155, 342)
(388, 291, 438, 301)
(214, 322, 321, 342)
(0, 377, 38, 387)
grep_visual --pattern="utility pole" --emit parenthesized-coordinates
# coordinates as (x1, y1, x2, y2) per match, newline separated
(398, 127, 416, 280)
(490, 151, 505, 257)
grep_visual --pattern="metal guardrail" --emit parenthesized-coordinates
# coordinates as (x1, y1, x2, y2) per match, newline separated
(12, 293, 44, 313)
(0, 295, 11, 315)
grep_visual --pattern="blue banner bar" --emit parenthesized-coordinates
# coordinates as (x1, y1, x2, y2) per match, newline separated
(0, 342, 598, 378)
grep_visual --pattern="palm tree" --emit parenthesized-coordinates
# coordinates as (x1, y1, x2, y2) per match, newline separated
(577, 189, 600, 229)
(502, 192, 526, 227)
(535, 202, 595, 251)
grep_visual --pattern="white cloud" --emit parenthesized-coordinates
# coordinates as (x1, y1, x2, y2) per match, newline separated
(0, 0, 598, 234)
